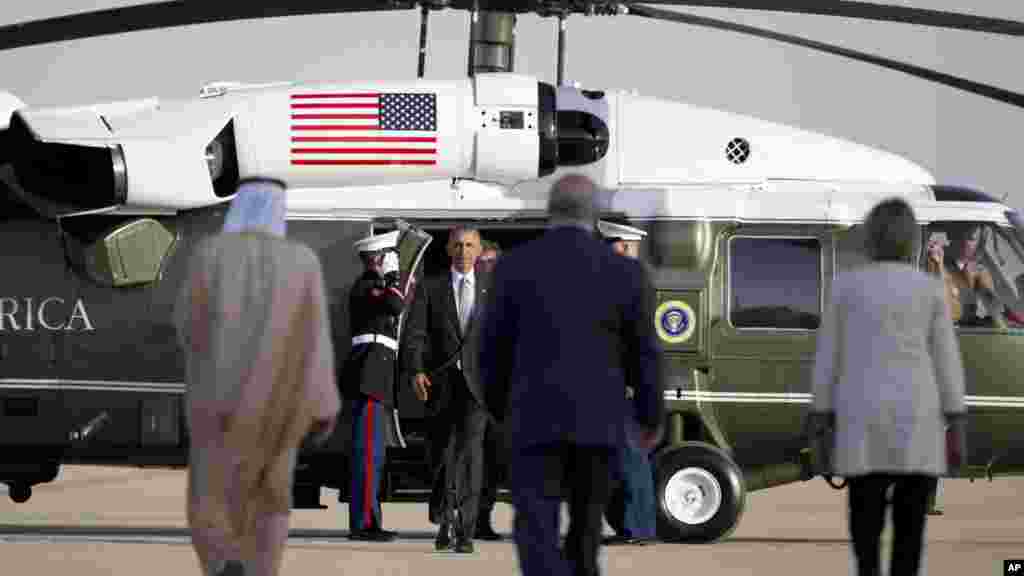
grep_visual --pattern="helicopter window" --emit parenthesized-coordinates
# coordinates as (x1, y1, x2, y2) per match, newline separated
(834, 223, 924, 273)
(921, 222, 1024, 328)
(728, 237, 821, 330)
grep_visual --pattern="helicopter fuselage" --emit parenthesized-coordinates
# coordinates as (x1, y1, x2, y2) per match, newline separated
(1, 74, 1021, 542)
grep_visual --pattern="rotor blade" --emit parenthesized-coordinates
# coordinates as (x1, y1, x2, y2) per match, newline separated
(0, 1, 413, 52)
(628, 4, 1024, 110)
(629, 1, 1024, 36)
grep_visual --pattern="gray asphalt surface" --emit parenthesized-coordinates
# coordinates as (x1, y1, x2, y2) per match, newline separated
(0, 466, 1020, 575)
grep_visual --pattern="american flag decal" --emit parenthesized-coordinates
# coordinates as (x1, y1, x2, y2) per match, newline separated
(290, 92, 437, 166)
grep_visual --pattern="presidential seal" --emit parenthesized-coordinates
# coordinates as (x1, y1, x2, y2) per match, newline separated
(655, 300, 695, 344)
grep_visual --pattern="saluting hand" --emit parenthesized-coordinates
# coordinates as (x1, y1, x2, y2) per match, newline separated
(414, 373, 432, 403)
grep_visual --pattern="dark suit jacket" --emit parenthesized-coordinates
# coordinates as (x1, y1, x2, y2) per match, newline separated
(479, 225, 663, 450)
(403, 268, 490, 410)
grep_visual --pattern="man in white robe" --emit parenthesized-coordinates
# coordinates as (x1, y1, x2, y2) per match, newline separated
(175, 178, 340, 576)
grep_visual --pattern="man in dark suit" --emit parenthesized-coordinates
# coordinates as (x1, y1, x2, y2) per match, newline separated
(403, 226, 490, 554)
(480, 174, 664, 576)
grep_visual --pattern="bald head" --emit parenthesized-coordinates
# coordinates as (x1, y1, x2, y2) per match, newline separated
(548, 173, 598, 229)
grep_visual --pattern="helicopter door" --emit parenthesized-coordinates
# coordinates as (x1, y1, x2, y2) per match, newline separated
(713, 229, 831, 470)
(390, 221, 433, 448)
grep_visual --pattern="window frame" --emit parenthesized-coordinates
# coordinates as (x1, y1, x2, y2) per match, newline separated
(725, 233, 825, 332)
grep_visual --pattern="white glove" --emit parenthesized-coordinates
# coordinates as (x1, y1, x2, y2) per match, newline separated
(381, 251, 400, 275)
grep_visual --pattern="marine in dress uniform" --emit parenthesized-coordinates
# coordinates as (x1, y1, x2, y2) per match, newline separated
(341, 230, 405, 542)
(597, 220, 659, 546)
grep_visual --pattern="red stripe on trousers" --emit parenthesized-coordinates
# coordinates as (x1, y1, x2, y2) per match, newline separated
(364, 400, 375, 528)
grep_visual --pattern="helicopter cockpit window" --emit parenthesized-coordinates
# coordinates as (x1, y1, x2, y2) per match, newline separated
(729, 237, 821, 330)
(920, 221, 1024, 328)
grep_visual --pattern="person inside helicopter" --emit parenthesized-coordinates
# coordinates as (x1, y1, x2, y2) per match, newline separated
(923, 223, 1024, 328)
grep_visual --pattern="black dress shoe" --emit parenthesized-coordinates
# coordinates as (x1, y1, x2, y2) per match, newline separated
(435, 524, 452, 551)
(453, 536, 475, 553)
(348, 529, 397, 542)
(602, 534, 655, 546)
(217, 560, 245, 576)
(475, 522, 501, 541)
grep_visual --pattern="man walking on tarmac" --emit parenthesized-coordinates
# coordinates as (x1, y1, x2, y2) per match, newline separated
(404, 226, 491, 554)
(340, 230, 406, 541)
(480, 174, 663, 576)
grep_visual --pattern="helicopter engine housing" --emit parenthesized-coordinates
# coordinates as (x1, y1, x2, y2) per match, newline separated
(6, 97, 239, 214)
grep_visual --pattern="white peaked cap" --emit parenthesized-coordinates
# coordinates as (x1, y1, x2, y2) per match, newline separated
(354, 230, 401, 253)
(597, 220, 647, 242)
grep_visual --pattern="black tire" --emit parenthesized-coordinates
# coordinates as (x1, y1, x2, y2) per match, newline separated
(654, 442, 745, 543)
(9, 484, 31, 504)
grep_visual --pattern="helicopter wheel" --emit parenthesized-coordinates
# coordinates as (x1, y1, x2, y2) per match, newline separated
(8, 483, 31, 503)
(654, 442, 745, 543)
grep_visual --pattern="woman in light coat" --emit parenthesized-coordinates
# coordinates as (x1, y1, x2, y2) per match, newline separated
(810, 197, 967, 576)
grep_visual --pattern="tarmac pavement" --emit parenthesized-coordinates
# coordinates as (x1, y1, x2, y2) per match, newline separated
(0, 465, 1020, 575)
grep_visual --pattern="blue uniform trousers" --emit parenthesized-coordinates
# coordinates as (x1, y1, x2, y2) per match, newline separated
(606, 442, 657, 538)
(348, 395, 387, 532)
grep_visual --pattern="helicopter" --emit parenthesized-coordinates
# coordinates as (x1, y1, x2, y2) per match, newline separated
(1, 1, 1023, 543)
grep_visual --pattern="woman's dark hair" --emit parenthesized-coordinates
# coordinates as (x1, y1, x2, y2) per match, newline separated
(864, 197, 918, 262)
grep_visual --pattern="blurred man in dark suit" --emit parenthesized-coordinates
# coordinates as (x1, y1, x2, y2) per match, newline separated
(474, 238, 503, 540)
(480, 174, 663, 576)
(403, 227, 490, 553)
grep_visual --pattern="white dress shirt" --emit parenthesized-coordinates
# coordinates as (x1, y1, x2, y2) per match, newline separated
(451, 267, 475, 332)
(451, 268, 475, 371)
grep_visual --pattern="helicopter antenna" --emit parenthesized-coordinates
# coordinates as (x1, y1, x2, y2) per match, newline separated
(417, 3, 430, 78)
(537, 3, 579, 86)
(556, 13, 567, 86)
(417, 2, 452, 78)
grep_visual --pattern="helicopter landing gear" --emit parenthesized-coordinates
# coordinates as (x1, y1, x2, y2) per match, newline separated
(6, 483, 31, 503)
(654, 442, 746, 543)
(1, 461, 59, 503)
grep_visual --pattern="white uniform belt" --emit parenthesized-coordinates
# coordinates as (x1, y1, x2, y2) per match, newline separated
(351, 334, 398, 351)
